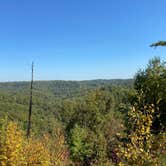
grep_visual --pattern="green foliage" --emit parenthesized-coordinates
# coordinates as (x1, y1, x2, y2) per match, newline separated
(66, 90, 125, 165)
(134, 57, 166, 131)
(0, 79, 131, 165)
(117, 57, 166, 166)
(150, 41, 166, 47)
(69, 125, 93, 162)
(0, 57, 166, 165)
(0, 79, 132, 135)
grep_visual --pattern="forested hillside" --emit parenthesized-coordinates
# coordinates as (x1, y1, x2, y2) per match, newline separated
(0, 79, 133, 97)
(0, 79, 133, 134)
(0, 57, 165, 165)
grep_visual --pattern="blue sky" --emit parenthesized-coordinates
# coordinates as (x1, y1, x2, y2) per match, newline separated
(0, 0, 166, 81)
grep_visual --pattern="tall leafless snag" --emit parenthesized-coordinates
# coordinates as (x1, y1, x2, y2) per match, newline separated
(27, 62, 34, 138)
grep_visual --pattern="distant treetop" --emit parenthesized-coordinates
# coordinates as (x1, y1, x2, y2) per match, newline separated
(150, 41, 166, 47)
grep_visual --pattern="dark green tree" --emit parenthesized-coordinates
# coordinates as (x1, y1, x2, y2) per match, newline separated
(150, 41, 166, 47)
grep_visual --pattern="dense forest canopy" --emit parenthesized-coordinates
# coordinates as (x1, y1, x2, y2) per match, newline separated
(0, 57, 166, 166)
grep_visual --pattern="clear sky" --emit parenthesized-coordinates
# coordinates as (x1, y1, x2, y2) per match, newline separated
(0, 0, 166, 81)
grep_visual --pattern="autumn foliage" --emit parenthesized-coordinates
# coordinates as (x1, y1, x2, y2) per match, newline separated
(0, 118, 71, 166)
(0, 119, 25, 166)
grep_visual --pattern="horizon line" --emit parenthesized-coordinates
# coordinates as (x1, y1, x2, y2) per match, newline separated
(0, 78, 133, 83)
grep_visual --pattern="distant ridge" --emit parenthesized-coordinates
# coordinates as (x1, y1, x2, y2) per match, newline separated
(0, 79, 133, 98)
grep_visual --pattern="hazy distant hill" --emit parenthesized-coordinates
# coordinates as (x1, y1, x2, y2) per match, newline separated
(0, 79, 133, 98)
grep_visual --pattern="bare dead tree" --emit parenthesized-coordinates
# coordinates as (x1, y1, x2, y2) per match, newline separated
(27, 62, 34, 138)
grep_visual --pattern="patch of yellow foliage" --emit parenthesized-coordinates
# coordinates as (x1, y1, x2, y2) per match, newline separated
(118, 105, 164, 166)
(0, 119, 71, 166)
(0, 121, 25, 166)
(23, 138, 50, 166)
